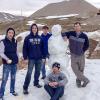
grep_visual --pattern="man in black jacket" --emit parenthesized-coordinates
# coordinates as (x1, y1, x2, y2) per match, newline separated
(0, 28, 18, 100)
(62, 22, 90, 88)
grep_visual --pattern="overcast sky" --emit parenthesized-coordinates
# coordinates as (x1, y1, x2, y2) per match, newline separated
(0, 0, 100, 16)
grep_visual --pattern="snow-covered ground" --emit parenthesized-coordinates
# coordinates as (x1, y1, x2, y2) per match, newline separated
(0, 59, 100, 100)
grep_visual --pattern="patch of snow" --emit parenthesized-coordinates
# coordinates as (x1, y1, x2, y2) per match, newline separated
(16, 31, 30, 43)
(86, 30, 100, 41)
(0, 35, 5, 40)
(45, 14, 79, 19)
(2, 13, 11, 21)
(26, 21, 45, 27)
(26, 20, 36, 26)
(9, 15, 14, 19)
(82, 23, 87, 25)
(59, 18, 68, 20)
(95, 42, 100, 51)
(37, 24, 45, 27)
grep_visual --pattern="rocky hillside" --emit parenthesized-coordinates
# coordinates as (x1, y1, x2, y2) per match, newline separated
(30, 0, 98, 18)
(0, 12, 25, 22)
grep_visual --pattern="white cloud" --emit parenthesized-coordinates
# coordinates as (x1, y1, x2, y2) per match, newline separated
(86, 0, 100, 8)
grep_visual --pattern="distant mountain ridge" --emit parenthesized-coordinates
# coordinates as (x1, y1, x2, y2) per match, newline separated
(0, 12, 25, 22)
(30, 0, 98, 18)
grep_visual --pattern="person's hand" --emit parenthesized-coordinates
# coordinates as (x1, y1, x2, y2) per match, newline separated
(42, 59, 46, 63)
(45, 58, 48, 65)
(53, 82, 59, 86)
(21, 57, 28, 64)
(7, 59, 12, 64)
(49, 82, 55, 87)
(63, 36, 68, 41)
(49, 82, 58, 87)
(23, 60, 28, 64)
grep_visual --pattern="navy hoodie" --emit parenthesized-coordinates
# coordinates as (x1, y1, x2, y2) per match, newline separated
(23, 27, 44, 60)
(41, 33, 52, 58)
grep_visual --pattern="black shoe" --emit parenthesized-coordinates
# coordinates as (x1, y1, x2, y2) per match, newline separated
(0, 97, 4, 100)
(10, 91, 18, 96)
(23, 89, 29, 95)
(34, 84, 42, 88)
(76, 79, 81, 88)
(41, 76, 46, 79)
(82, 80, 90, 87)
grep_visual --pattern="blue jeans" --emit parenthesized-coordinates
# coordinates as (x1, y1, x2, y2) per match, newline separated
(44, 85, 64, 100)
(41, 61, 46, 77)
(23, 59, 42, 90)
(0, 64, 17, 97)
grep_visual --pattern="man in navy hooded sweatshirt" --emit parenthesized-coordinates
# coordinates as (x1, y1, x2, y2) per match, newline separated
(23, 24, 45, 95)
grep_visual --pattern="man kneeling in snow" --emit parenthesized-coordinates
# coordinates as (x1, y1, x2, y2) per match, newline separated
(44, 62, 68, 100)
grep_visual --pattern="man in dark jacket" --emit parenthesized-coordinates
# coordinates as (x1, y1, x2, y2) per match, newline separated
(41, 26, 52, 79)
(62, 22, 90, 88)
(0, 28, 18, 100)
(23, 24, 44, 95)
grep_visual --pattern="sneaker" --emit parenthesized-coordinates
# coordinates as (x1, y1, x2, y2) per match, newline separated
(41, 76, 46, 79)
(10, 91, 18, 96)
(76, 79, 81, 88)
(34, 84, 42, 88)
(82, 80, 90, 87)
(23, 89, 29, 95)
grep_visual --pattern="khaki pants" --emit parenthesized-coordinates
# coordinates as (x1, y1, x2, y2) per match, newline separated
(71, 54, 89, 82)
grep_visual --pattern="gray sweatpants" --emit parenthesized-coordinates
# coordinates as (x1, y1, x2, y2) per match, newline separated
(71, 54, 89, 82)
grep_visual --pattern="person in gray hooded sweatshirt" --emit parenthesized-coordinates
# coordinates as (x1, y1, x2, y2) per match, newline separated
(44, 62, 68, 100)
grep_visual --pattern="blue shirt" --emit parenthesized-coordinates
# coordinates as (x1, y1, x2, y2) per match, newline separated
(41, 33, 52, 58)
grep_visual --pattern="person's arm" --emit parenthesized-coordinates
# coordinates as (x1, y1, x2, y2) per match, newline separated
(0, 41, 9, 61)
(62, 31, 70, 41)
(16, 40, 19, 58)
(44, 74, 51, 85)
(58, 73, 68, 86)
(23, 37, 28, 60)
(62, 32, 70, 38)
(83, 34, 89, 52)
(48, 33, 52, 38)
(40, 37, 46, 59)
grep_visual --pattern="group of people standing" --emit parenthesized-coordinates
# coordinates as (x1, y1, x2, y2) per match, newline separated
(0, 22, 90, 100)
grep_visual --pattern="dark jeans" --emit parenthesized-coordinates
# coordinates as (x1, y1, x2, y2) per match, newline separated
(0, 64, 17, 97)
(44, 85, 64, 100)
(41, 61, 46, 77)
(23, 59, 42, 90)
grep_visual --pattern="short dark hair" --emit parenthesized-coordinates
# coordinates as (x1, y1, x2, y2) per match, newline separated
(74, 22, 81, 26)
(42, 26, 49, 30)
(52, 62, 60, 69)
(6, 28, 15, 37)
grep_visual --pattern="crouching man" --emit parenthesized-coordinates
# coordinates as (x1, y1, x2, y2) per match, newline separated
(44, 62, 68, 100)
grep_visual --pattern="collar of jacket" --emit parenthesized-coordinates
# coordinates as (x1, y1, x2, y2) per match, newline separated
(5, 36, 15, 42)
